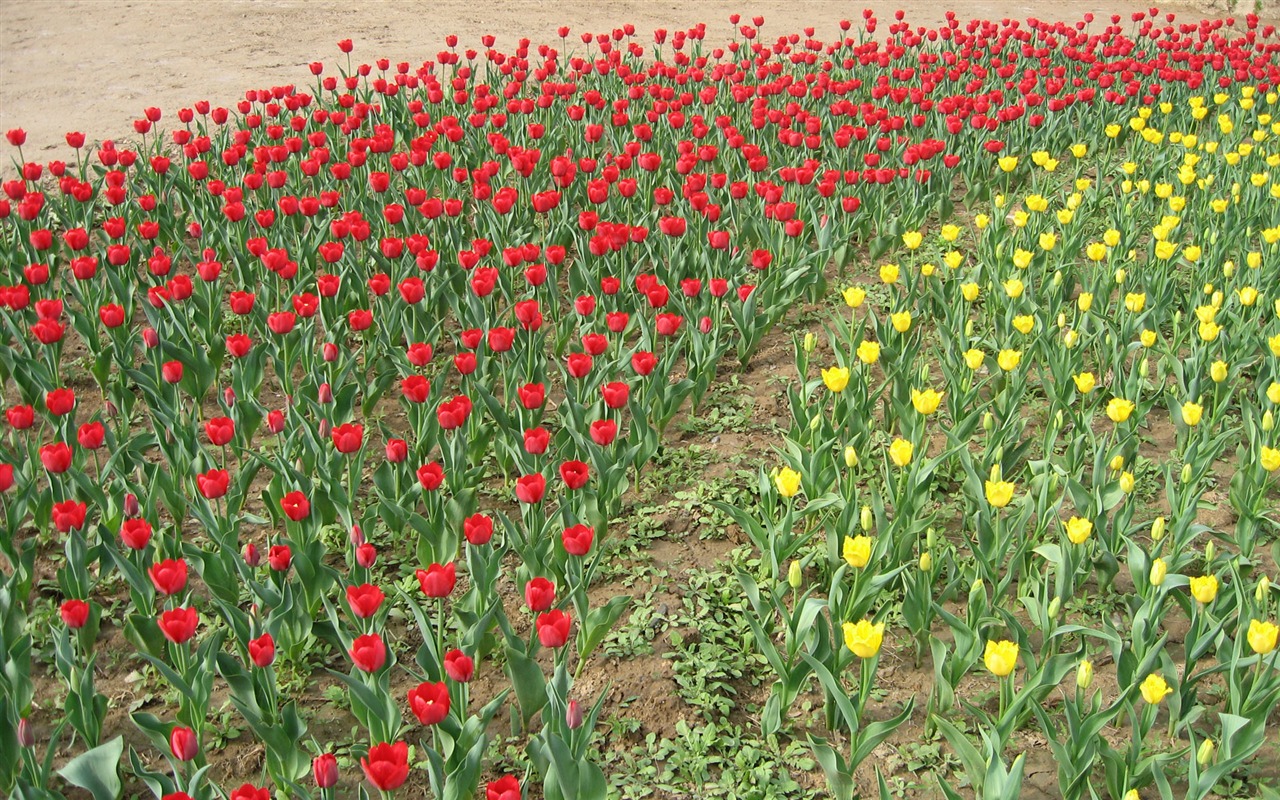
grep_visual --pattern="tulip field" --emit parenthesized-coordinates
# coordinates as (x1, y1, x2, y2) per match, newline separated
(4, 8, 1280, 799)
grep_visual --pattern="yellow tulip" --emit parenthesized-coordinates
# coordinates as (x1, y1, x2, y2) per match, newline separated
(1077, 292, 1094, 312)
(1238, 286, 1259, 306)
(1140, 329, 1157, 348)
(1140, 673, 1172, 704)
(1076, 659, 1094, 688)
(940, 224, 961, 242)
(964, 349, 985, 371)
(1066, 516, 1093, 544)
(1003, 278, 1024, 298)
(1120, 471, 1137, 494)
(997, 349, 1021, 371)
(983, 640, 1019, 677)
(1073, 372, 1096, 394)
(1181, 402, 1204, 427)
(902, 231, 923, 250)
(961, 282, 980, 302)
(1124, 293, 1147, 313)
(920, 262, 936, 277)
(774, 467, 801, 498)
(1261, 446, 1280, 472)
(880, 263, 900, 284)
(998, 156, 1018, 172)
(974, 214, 990, 229)
(1198, 321, 1220, 342)
(911, 388, 943, 415)
(985, 480, 1015, 508)
(943, 250, 964, 270)
(1248, 619, 1278, 654)
(1012, 249, 1033, 269)
(1012, 315, 1035, 335)
(843, 535, 872, 569)
(844, 446, 859, 468)
(822, 366, 850, 393)
(1107, 398, 1136, 423)
(843, 286, 866, 308)
(889, 438, 914, 468)
(1070, 143, 1088, 158)
(1039, 232, 1057, 251)
(1189, 575, 1218, 604)
(856, 340, 881, 365)
(1104, 228, 1121, 247)
(1268, 382, 1280, 404)
(890, 311, 912, 333)
(843, 619, 885, 659)
(1149, 556, 1167, 585)
(1154, 241, 1178, 260)
(1210, 361, 1228, 383)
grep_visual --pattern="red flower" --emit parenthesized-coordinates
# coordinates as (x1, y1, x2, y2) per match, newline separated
(385, 438, 408, 463)
(515, 473, 546, 504)
(6, 405, 34, 429)
(361, 741, 409, 791)
(313, 753, 338, 789)
(228, 784, 270, 800)
(158, 607, 199, 644)
(537, 610, 571, 648)
(77, 422, 105, 450)
(407, 681, 450, 725)
(51, 500, 87, 532)
(562, 524, 594, 556)
(0, 463, 13, 493)
(559, 460, 590, 490)
(60, 599, 90, 629)
(523, 427, 550, 455)
(487, 776, 521, 800)
(331, 422, 363, 454)
(566, 353, 593, 378)
(280, 491, 310, 522)
(205, 416, 235, 446)
(601, 382, 629, 409)
(197, 468, 230, 499)
(120, 518, 152, 549)
(349, 633, 387, 672)
(248, 632, 275, 667)
(589, 419, 617, 446)
(437, 395, 472, 429)
(417, 462, 444, 491)
(416, 563, 456, 598)
(462, 513, 493, 545)
(400, 375, 430, 403)
(346, 583, 385, 618)
(631, 351, 657, 375)
(525, 577, 555, 612)
(45, 388, 76, 416)
(169, 726, 198, 761)
(161, 361, 185, 383)
(148, 558, 189, 596)
(444, 649, 474, 682)
(39, 442, 73, 473)
(517, 383, 545, 409)
(268, 544, 292, 572)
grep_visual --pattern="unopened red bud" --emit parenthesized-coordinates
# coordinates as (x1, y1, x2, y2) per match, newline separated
(142, 327, 160, 348)
(318, 419, 331, 439)
(124, 492, 140, 518)
(242, 542, 261, 567)
(318, 383, 334, 403)
(322, 342, 339, 362)
(566, 699, 584, 729)
(224, 386, 236, 407)
(17, 717, 33, 748)
(350, 524, 365, 547)
(356, 542, 377, 568)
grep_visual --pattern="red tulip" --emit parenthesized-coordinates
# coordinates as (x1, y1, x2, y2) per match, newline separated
(559, 460, 590, 490)
(45, 388, 76, 416)
(119, 518, 153, 549)
(331, 422, 363, 454)
(486, 776, 521, 800)
(39, 442, 73, 473)
(280, 491, 310, 522)
(51, 500, 87, 532)
(562, 524, 594, 556)
(631, 351, 657, 375)
(205, 416, 235, 446)
(589, 419, 618, 446)
(400, 375, 430, 403)
(385, 438, 408, 463)
(407, 681, 450, 725)
(157, 607, 199, 644)
(525, 577, 555, 612)
(536, 610, 571, 648)
(148, 558, 189, 596)
(161, 361, 185, 383)
(523, 427, 550, 455)
(349, 633, 387, 672)
(462, 513, 493, 545)
(59, 599, 90, 629)
(77, 422, 105, 450)
(437, 396, 472, 429)
(416, 563, 456, 598)
(361, 741, 409, 791)
(169, 726, 198, 761)
(313, 753, 338, 789)
(517, 383, 545, 409)
(248, 632, 275, 667)
(197, 468, 230, 499)
(0, 463, 13, 493)
(416, 462, 444, 491)
(228, 784, 270, 800)
(268, 544, 292, 572)
(515, 473, 546, 504)
(346, 583, 385, 618)
(6, 405, 34, 429)
(444, 649, 474, 682)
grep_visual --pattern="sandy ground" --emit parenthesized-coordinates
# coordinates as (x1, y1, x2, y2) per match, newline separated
(4, 0, 1279, 170)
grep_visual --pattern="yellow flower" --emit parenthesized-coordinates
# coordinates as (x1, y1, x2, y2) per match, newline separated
(997, 349, 1021, 372)
(1140, 329, 1157, 348)
(1120, 471, 1137, 494)
(920, 262, 936, 277)
(1012, 315, 1035, 335)
(911, 388, 943, 415)
(890, 311, 912, 333)
(1140, 673, 1172, 704)
(1248, 619, 1278, 654)
(940, 224, 961, 242)
(1210, 361, 1228, 383)
(1261, 446, 1280, 472)
(983, 640, 1019, 677)
(843, 446, 858, 468)
(1181, 402, 1204, 427)
(889, 438, 914, 468)
(1154, 241, 1178, 260)
(843, 619, 885, 659)
(964, 349, 985, 371)
(1070, 143, 1088, 158)
(961, 282, 980, 303)
(974, 214, 990, 229)
(1238, 286, 1259, 306)
(1012, 249, 1033, 269)
(1066, 516, 1093, 544)
(1184, 245, 1202, 262)
(1086, 242, 1108, 262)
(843, 286, 866, 308)
(1104, 228, 1121, 247)
(822, 366, 850, 393)
(1149, 556, 1166, 585)
(1077, 292, 1094, 312)
(902, 231, 923, 250)
(1073, 372, 1096, 394)
(1064, 330, 1080, 349)
(1003, 278, 1024, 298)
(856, 340, 881, 365)
(1189, 575, 1218, 604)
(843, 535, 872, 569)
(774, 467, 801, 498)
(1198, 321, 1220, 342)
(998, 156, 1018, 172)
(943, 250, 964, 270)
(1105, 123, 1121, 138)
(985, 480, 1016, 508)
(1039, 232, 1057, 251)
(1124, 293, 1147, 313)
(880, 263, 900, 284)
(1107, 398, 1136, 423)
(1268, 382, 1280, 404)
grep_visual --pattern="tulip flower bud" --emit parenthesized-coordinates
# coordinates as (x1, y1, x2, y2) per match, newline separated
(1047, 597, 1061, 620)
(350, 524, 365, 547)
(860, 505, 873, 532)
(1125, 791, 1140, 800)
(1052, 270, 1062, 287)
(1104, 333, 1113, 347)
(1150, 557, 1168, 587)
(926, 528, 936, 551)
(919, 363, 930, 384)
(1205, 541, 1215, 564)
(243, 542, 262, 567)
(356, 542, 377, 568)
(970, 579, 985, 599)
(318, 418, 331, 440)
(1151, 516, 1166, 541)
(1224, 261, 1235, 277)
(105, 400, 119, 418)
(809, 414, 821, 431)
(1110, 454, 1125, 472)
(1265, 411, 1275, 431)
(1064, 330, 1079, 348)
(1076, 659, 1094, 689)
(983, 412, 994, 433)
(322, 342, 339, 362)
(919, 551, 932, 572)
(802, 332, 816, 353)
(843, 446, 858, 468)
(1056, 312, 1066, 329)
(1197, 738, 1215, 766)
(1049, 473, 1060, 494)
(964, 319, 975, 337)
(318, 382, 334, 403)
(786, 561, 803, 589)
(1139, 358, 1149, 379)
(17, 717, 33, 748)
(1212, 291, 1223, 308)
(124, 492, 140, 518)
(224, 386, 236, 407)
(1174, 310, 1182, 325)
(1257, 576, 1271, 604)
(313, 753, 339, 789)
(1054, 410, 1064, 429)
(143, 327, 160, 348)
(1119, 471, 1135, 494)
(1114, 268, 1126, 284)
(566, 699, 584, 729)
(1181, 463, 1193, 484)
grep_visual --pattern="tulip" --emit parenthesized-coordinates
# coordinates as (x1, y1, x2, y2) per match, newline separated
(842, 620, 885, 658)
(169, 726, 198, 761)
(1248, 619, 1278, 655)
(984, 480, 1015, 508)
(1149, 558, 1168, 587)
(60, 599, 90, 629)
(1189, 575, 1218, 604)
(1140, 673, 1172, 704)
(407, 681, 450, 725)
(536, 610, 571, 648)
(361, 741, 409, 791)
(843, 536, 871, 568)
(889, 439, 913, 468)
(313, 754, 339, 789)
(1066, 517, 1093, 544)
(349, 633, 387, 672)
(983, 640, 1018, 677)
(821, 367, 849, 393)
(910, 388, 943, 415)
(444, 649, 474, 683)
(1076, 660, 1094, 689)
(774, 467, 801, 498)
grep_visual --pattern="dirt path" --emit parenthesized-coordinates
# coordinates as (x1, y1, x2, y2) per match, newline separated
(4, 0, 1274, 169)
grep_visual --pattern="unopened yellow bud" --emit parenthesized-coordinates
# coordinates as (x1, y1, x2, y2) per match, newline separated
(844, 446, 859, 468)
(1076, 659, 1094, 689)
(1150, 557, 1168, 586)
(803, 332, 816, 353)
(919, 552, 933, 572)
(861, 505, 873, 532)
(1152, 516, 1166, 541)
(1197, 739, 1215, 766)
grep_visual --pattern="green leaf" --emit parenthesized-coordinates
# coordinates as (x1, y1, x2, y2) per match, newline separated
(57, 736, 123, 800)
